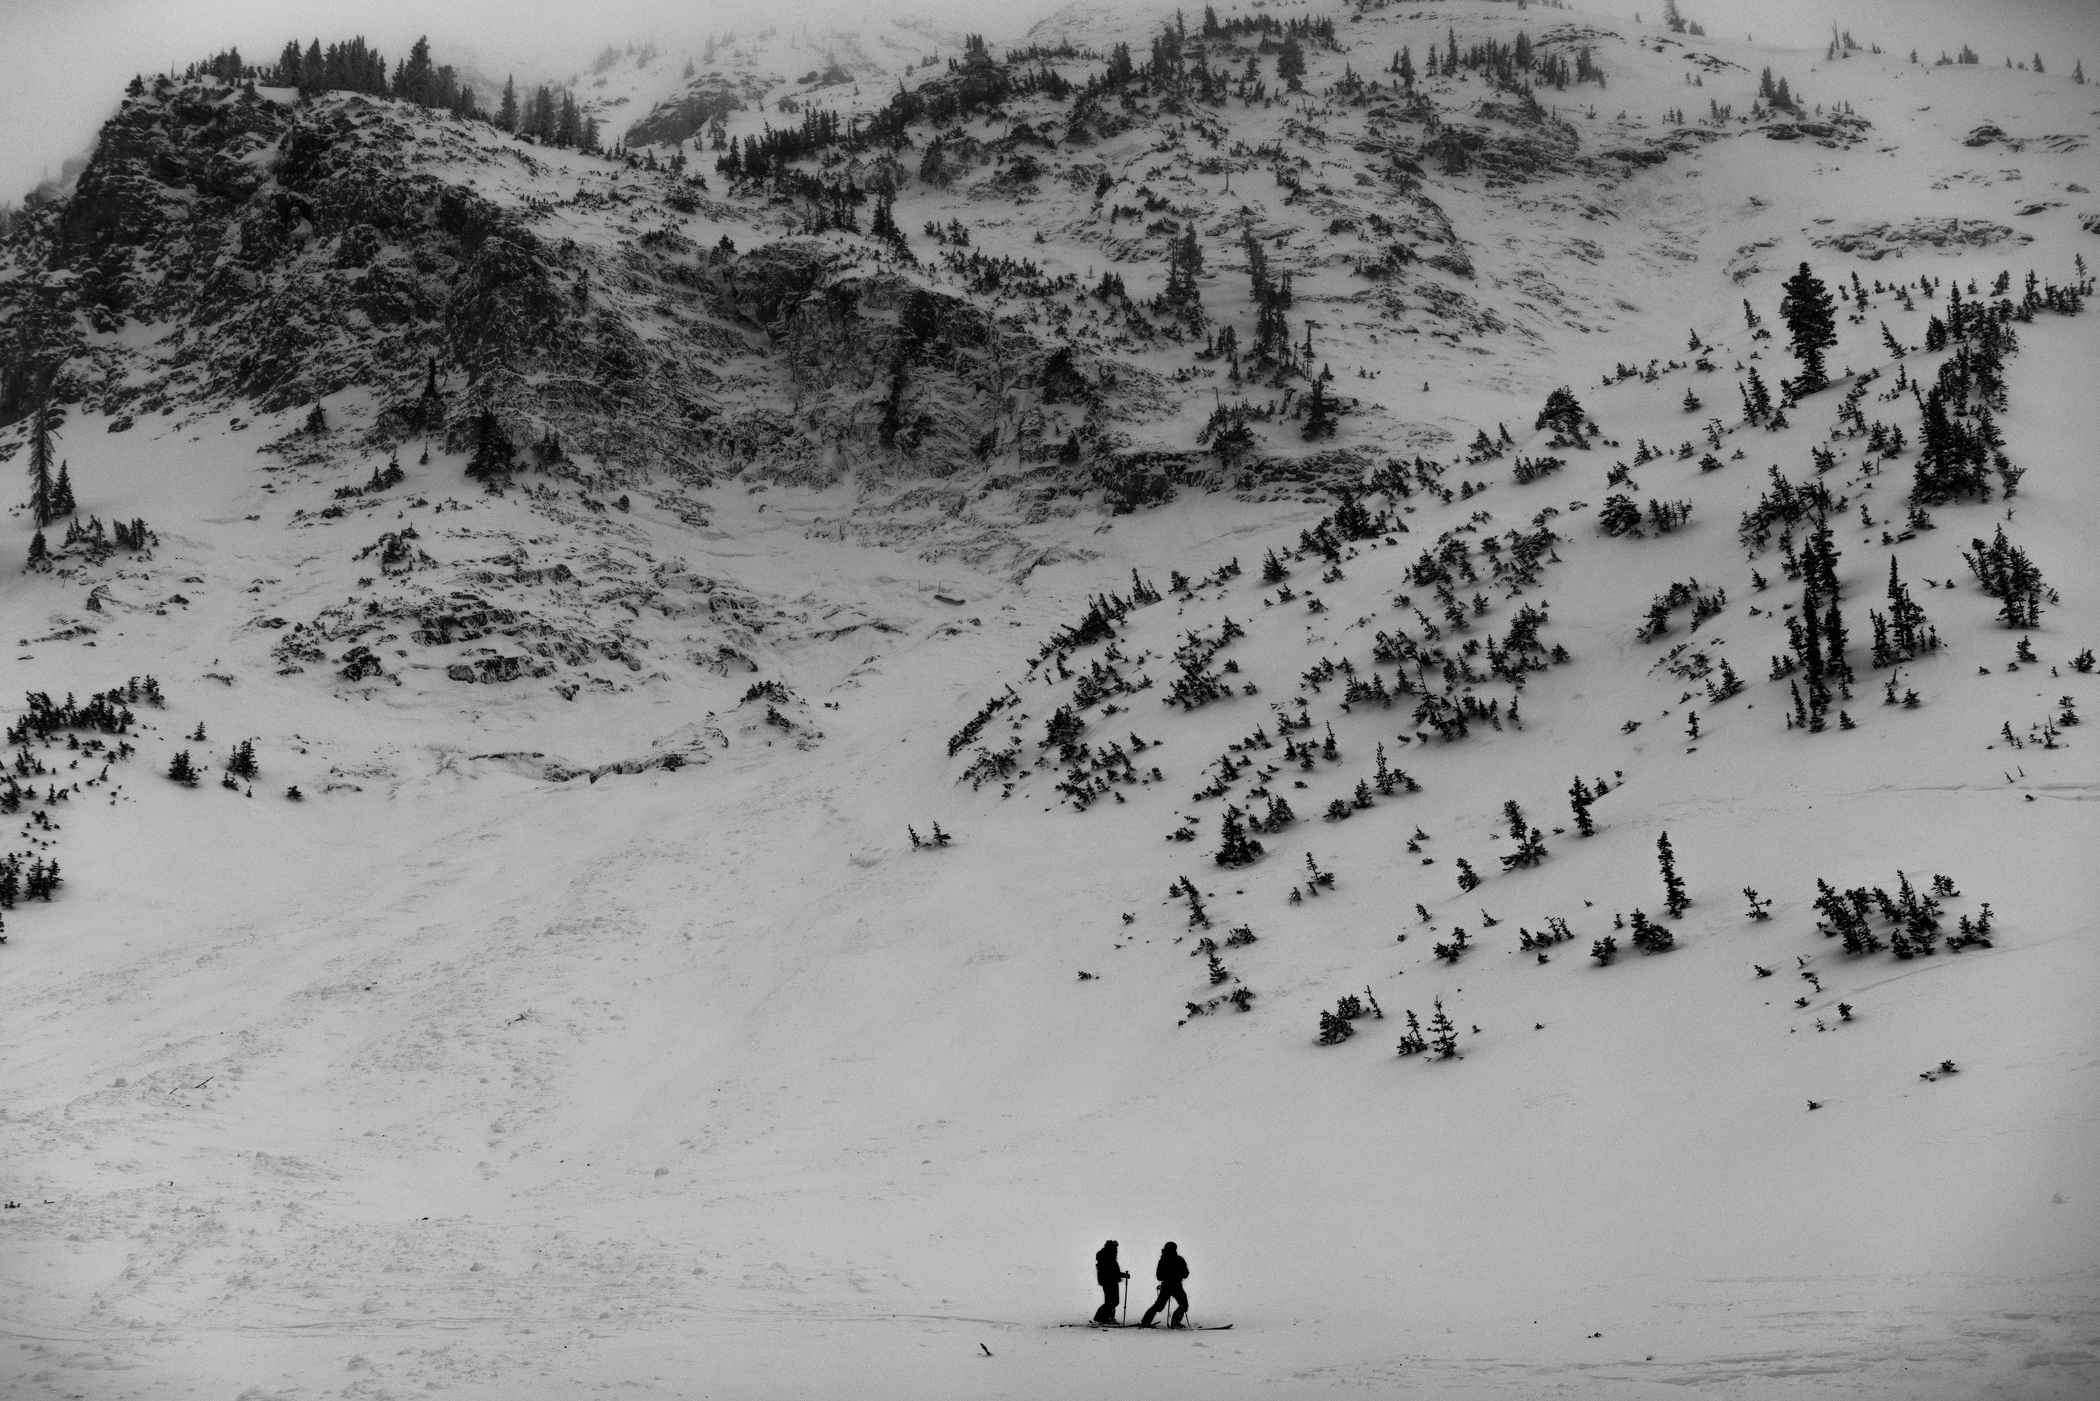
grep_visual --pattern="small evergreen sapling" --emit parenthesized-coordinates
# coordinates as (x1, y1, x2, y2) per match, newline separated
(1432, 928, 1471, 963)
(1427, 997, 1461, 1059)
(225, 739, 259, 780)
(1501, 825, 1547, 871)
(1214, 804, 1265, 866)
(1303, 852, 1335, 891)
(1657, 831, 1689, 916)
(1628, 909, 1674, 953)
(167, 750, 199, 786)
(1396, 1010, 1428, 1056)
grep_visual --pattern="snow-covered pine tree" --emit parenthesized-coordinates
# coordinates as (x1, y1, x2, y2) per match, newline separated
(1428, 997, 1460, 1058)
(1779, 262, 1838, 394)
(1396, 1009, 1427, 1056)
(1658, 831, 1689, 916)
(25, 398, 60, 529)
(1214, 804, 1265, 867)
(50, 462, 76, 518)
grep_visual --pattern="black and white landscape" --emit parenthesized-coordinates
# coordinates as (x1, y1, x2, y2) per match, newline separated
(2, 1, 2097, 1396)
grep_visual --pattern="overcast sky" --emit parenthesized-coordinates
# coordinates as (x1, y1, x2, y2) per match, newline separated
(2, 0, 2094, 208)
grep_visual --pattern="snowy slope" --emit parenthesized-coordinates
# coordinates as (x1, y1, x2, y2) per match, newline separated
(3, 2, 2100, 1399)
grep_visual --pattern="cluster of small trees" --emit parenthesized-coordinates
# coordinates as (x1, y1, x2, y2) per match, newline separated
(1318, 987, 1460, 1060)
(1813, 871, 1988, 958)
(1776, 520, 1853, 732)
(0, 853, 62, 907)
(5, 685, 147, 745)
(1316, 987, 1380, 1043)
(1963, 527, 2055, 629)
(173, 35, 603, 153)
(906, 822, 953, 848)
(1869, 557, 1940, 666)
(1394, 999, 1460, 1059)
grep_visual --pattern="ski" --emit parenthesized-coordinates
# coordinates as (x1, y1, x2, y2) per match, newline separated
(1059, 1322, 1233, 1330)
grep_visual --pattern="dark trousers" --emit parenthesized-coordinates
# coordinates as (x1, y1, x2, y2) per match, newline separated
(1094, 1281, 1119, 1323)
(1141, 1282, 1187, 1326)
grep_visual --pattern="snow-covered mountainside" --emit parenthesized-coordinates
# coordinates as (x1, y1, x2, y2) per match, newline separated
(2, 2, 2097, 1398)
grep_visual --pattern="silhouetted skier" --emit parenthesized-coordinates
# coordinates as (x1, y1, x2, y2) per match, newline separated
(1136, 1241, 1190, 1328)
(1093, 1240, 1129, 1324)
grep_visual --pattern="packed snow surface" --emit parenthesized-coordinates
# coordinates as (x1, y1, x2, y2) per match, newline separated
(3, 2, 2099, 1398)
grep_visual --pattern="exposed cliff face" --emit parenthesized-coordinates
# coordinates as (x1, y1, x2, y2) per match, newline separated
(2, 14, 1836, 508)
(0, 83, 1077, 495)
(7, 85, 600, 426)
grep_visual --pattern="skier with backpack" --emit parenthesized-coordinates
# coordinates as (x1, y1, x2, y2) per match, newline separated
(1093, 1240, 1129, 1324)
(1136, 1241, 1190, 1328)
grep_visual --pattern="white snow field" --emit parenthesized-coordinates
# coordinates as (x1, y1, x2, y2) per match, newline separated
(3, 2, 2099, 1398)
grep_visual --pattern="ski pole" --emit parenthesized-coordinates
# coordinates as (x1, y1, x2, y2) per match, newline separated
(1121, 1275, 1128, 1326)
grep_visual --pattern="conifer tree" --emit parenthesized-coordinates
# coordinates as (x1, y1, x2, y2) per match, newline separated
(1658, 831, 1689, 916)
(1779, 262, 1838, 394)
(416, 356, 446, 434)
(226, 739, 259, 780)
(467, 406, 514, 480)
(1568, 776, 1596, 836)
(51, 461, 75, 518)
(1428, 997, 1460, 1058)
(1214, 804, 1265, 867)
(1396, 1009, 1427, 1056)
(25, 396, 59, 529)
(1278, 34, 1307, 90)
(1302, 365, 1338, 440)
(496, 75, 519, 131)
(1160, 226, 1204, 331)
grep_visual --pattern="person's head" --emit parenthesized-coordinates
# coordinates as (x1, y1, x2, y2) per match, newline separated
(1163, 1241, 1178, 1254)
(1104, 1240, 1117, 1250)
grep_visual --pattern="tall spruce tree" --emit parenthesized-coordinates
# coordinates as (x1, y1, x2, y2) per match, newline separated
(467, 406, 514, 479)
(1302, 365, 1338, 440)
(26, 397, 59, 529)
(1278, 34, 1307, 90)
(1779, 262, 1838, 394)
